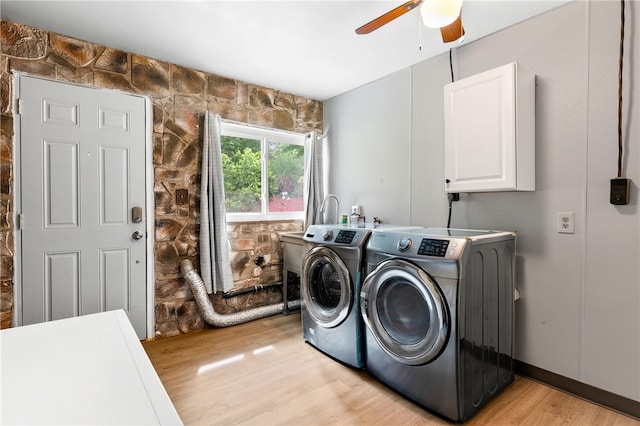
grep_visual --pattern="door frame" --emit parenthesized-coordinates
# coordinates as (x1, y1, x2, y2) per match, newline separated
(11, 72, 156, 339)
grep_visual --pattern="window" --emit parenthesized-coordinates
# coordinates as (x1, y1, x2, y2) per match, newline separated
(220, 122, 306, 221)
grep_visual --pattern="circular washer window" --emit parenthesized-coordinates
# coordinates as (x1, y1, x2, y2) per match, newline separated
(302, 246, 352, 328)
(361, 259, 449, 365)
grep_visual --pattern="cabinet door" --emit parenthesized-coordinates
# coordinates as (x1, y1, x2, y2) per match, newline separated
(444, 63, 517, 192)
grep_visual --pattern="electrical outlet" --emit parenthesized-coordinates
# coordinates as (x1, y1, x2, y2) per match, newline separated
(557, 212, 575, 234)
(610, 178, 631, 205)
(176, 188, 188, 205)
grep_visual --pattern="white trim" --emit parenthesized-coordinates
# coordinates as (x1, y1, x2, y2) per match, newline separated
(143, 95, 155, 339)
(11, 72, 23, 327)
(221, 122, 306, 222)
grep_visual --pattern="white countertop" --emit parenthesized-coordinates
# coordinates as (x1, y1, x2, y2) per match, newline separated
(0, 310, 182, 425)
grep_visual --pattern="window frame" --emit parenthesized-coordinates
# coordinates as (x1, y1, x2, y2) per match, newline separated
(220, 122, 306, 222)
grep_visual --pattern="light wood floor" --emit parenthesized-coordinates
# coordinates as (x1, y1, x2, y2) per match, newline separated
(143, 311, 638, 425)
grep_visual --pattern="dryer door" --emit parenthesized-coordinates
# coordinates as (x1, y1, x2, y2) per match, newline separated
(302, 246, 352, 328)
(361, 259, 450, 365)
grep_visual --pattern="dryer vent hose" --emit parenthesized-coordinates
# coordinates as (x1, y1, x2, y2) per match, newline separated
(180, 260, 300, 327)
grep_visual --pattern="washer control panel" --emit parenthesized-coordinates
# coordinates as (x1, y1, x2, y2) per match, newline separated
(417, 238, 449, 257)
(303, 225, 368, 247)
(335, 230, 357, 244)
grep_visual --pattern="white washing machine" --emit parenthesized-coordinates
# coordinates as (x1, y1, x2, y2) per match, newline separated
(301, 224, 374, 368)
(361, 227, 516, 421)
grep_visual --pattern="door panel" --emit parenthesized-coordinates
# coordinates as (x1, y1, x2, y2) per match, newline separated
(45, 251, 80, 321)
(100, 146, 129, 225)
(101, 248, 131, 312)
(43, 98, 79, 126)
(44, 139, 79, 227)
(18, 75, 148, 338)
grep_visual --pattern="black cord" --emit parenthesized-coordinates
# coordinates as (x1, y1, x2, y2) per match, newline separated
(446, 54, 456, 229)
(449, 49, 455, 82)
(446, 193, 458, 228)
(617, 0, 625, 177)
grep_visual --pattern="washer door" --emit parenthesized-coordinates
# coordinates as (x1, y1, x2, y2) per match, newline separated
(361, 259, 450, 365)
(302, 246, 352, 328)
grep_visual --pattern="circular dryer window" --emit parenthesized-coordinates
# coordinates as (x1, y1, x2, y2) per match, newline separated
(361, 259, 449, 365)
(302, 246, 352, 328)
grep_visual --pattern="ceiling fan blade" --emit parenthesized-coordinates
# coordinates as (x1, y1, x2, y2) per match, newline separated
(356, 0, 423, 35)
(440, 14, 465, 43)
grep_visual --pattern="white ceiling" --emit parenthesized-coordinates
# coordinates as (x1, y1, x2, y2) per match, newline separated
(1, 0, 570, 100)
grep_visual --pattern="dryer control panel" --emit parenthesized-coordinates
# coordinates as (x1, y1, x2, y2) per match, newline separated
(367, 232, 466, 261)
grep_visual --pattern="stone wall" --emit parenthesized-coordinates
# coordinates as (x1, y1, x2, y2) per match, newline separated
(0, 20, 320, 336)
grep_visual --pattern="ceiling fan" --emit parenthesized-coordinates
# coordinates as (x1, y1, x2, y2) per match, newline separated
(355, 0, 465, 44)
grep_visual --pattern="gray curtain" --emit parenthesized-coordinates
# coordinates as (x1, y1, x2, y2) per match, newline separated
(304, 131, 324, 229)
(200, 112, 233, 294)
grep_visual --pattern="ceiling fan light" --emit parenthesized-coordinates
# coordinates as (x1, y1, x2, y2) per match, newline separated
(420, 0, 462, 29)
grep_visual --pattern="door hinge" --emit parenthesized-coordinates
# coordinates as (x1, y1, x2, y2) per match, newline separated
(17, 213, 24, 230)
(14, 98, 21, 115)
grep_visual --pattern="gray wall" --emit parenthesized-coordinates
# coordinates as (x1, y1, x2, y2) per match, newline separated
(324, 68, 413, 224)
(324, 1, 639, 402)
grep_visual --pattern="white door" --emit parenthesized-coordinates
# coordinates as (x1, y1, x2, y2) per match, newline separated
(16, 75, 149, 338)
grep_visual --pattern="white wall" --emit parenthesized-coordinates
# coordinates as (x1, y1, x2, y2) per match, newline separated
(324, 1, 639, 402)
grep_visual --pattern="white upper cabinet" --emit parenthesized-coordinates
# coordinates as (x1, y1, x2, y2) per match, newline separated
(444, 62, 535, 192)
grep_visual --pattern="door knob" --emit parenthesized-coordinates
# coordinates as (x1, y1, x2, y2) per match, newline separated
(132, 231, 144, 240)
